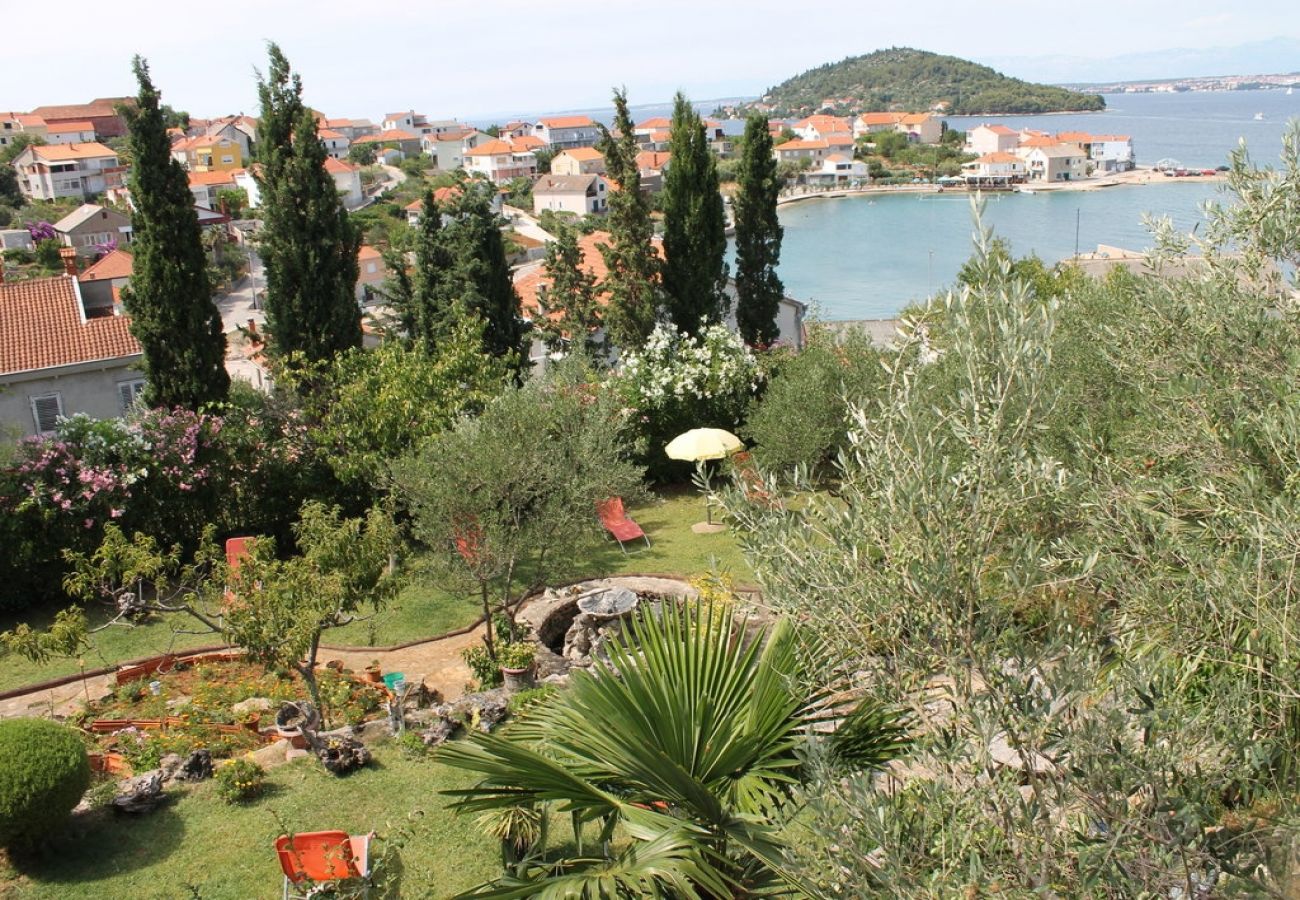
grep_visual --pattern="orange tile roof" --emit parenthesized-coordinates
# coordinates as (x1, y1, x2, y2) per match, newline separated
(635, 117, 671, 130)
(976, 152, 1022, 164)
(511, 135, 545, 151)
(188, 170, 237, 187)
(636, 150, 671, 170)
(776, 139, 829, 151)
(515, 231, 663, 319)
(324, 157, 359, 174)
(982, 125, 1018, 136)
(858, 112, 904, 126)
(537, 115, 594, 129)
(45, 121, 95, 133)
(0, 275, 141, 375)
(29, 102, 120, 121)
(5, 113, 47, 128)
(899, 113, 932, 125)
(358, 245, 383, 261)
(79, 249, 134, 282)
(561, 147, 604, 161)
(355, 130, 417, 144)
(317, 128, 346, 140)
(27, 142, 117, 161)
(403, 186, 463, 211)
(1019, 136, 1060, 148)
(648, 130, 671, 143)
(466, 139, 514, 157)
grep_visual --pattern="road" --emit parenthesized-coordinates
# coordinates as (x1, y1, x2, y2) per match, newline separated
(215, 243, 270, 390)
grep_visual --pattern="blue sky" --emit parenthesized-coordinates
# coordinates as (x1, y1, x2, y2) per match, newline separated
(2, 0, 1297, 121)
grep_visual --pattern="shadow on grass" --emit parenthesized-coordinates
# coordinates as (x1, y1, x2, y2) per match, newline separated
(9, 803, 186, 885)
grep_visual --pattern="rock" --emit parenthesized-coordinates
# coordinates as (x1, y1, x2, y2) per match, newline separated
(988, 733, 1056, 775)
(112, 770, 165, 814)
(250, 738, 293, 770)
(231, 697, 274, 718)
(418, 718, 459, 747)
(315, 735, 371, 775)
(474, 696, 509, 733)
(354, 719, 393, 743)
(177, 749, 213, 782)
(285, 747, 310, 762)
(158, 753, 185, 783)
(165, 697, 192, 712)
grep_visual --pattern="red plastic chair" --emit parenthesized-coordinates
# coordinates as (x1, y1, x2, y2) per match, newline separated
(275, 830, 374, 899)
(225, 536, 255, 572)
(597, 497, 650, 553)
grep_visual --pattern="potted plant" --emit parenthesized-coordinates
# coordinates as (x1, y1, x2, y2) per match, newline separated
(363, 660, 384, 684)
(498, 642, 536, 692)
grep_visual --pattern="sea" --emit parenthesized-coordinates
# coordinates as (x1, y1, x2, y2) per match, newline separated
(766, 90, 1299, 320)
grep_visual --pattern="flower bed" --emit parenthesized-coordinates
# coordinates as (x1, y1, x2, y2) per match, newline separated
(76, 659, 388, 771)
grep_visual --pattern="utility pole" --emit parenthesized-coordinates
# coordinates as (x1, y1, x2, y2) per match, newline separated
(1074, 207, 1081, 258)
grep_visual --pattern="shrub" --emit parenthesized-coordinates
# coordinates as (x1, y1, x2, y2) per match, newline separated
(0, 718, 92, 850)
(461, 645, 502, 690)
(497, 642, 536, 671)
(214, 757, 266, 804)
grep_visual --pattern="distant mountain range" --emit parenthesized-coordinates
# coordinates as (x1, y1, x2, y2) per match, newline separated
(753, 48, 1105, 116)
(981, 38, 1300, 86)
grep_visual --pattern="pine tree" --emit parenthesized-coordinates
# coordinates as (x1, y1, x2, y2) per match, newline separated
(255, 44, 361, 366)
(661, 92, 728, 335)
(122, 56, 229, 410)
(451, 184, 526, 364)
(399, 191, 456, 346)
(596, 88, 660, 350)
(536, 226, 602, 356)
(733, 114, 785, 346)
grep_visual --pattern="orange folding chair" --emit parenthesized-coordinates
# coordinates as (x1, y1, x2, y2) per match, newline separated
(597, 497, 650, 553)
(275, 830, 374, 899)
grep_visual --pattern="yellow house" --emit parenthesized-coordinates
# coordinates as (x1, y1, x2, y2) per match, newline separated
(173, 134, 243, 172)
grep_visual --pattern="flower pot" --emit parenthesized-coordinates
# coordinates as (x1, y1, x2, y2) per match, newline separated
(501, 665, 535, 693)
(363, 665, 384, 684)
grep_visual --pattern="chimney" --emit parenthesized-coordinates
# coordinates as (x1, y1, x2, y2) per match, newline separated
(59, 246, 79, 277)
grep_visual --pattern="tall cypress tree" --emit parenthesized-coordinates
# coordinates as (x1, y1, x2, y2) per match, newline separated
(255, 43, 361, 365)
(123, 56, 229, 409)
(398, 191, 455, 346)
(661, 92, 728, 335)
(536, 226, 601, 355)
(453, 185, 525, 364)
(733, 114, 785, 346)
(597, 88, 660, 351)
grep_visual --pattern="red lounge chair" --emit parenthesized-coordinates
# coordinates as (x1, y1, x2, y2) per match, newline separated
(597, 497, 650, 552)
(275, 830, 374, 899)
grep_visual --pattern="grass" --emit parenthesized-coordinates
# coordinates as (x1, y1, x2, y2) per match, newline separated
(0, 743, 499, 899)
(0, 489, 750, 693)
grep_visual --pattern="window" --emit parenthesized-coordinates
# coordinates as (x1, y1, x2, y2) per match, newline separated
(118, 379, 146, 411)
(221, 155, 234, 164)
(31, 393, 63, 434)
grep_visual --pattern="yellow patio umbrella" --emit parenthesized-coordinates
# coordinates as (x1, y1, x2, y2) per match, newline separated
(665, 429, 743, 533)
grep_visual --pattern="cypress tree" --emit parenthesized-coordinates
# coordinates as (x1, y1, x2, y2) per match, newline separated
(398, 191, 456, 346)
(255, 43, 361, 365)
(452, 185, 526, 364)
(733, 114, 785, 346)
(596, 88, 660, 351)
(661, 92, 728, 335)
(536, 226, 601, 355)
(122, 56, 229, 409)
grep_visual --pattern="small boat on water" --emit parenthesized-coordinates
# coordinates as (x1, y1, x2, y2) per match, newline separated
(1288, 87, 1295, 96)
(1254, 112, 1265, 120)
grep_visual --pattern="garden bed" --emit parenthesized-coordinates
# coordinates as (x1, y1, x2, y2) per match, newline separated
(74, 658, 389, 772)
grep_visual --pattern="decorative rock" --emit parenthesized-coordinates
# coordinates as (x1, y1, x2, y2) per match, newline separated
(177, 749, 213, 782)
(250, 738, 293, 769)
(158, 753, 185, 783)
(474, 696, 508, 733)
(112, 770, 165, 814)
(231, 697, 274, 718)
(284, 747, 310, 762)
(315, 735, 371, 775)
(355, 719, 393, 743)
(418, 718, 459, 747)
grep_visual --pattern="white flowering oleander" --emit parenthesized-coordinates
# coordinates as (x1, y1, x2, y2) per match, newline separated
(614, 323, 758, 409)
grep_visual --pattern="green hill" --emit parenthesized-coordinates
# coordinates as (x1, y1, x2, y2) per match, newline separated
(757, 47, 1106, 116)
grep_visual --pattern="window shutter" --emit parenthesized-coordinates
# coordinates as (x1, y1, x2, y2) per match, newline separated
(31, 394, 63, 433)
(118, 380, 144, 411)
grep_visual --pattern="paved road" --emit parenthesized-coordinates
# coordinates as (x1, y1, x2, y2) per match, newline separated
(215, 244, 270, 389)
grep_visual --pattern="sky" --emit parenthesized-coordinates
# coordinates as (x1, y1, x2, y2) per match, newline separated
(2, 0, 1298, 122)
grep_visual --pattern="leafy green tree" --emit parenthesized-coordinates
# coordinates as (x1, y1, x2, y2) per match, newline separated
(392, 359, 643, 657)
(214, 187, 248, 219)
(451, 185, 526, 365)
(596, 88, 660, 350)
(254, 43, 362, 366)
(348, 142, 377, 166)
(733, 114, 785, 346)
(660, 93, 728, 335)
(223, 502, 400, 718)
(397, 190, 456, 345)
(160, 104, 189, 131)
(122, 55, 230, 410)
(0, 132, 44, 167)
(534, 225, 602, 355)
(440, 601, 907, 895)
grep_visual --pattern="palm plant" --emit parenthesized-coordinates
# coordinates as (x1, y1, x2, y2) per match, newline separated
(438, 601, 908, 897)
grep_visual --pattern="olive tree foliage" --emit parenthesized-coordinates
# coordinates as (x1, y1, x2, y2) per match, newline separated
(391, 358, 644, 657)
(720, 194, 1300, 896)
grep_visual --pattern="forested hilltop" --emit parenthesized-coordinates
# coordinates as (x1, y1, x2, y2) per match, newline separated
(755, 47, 1106, 116)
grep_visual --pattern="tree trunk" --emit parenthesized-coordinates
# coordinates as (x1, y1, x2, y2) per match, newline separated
(481, 583, 496, 659)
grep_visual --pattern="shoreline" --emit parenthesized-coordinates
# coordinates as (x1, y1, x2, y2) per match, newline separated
(777, 167, 1226, 206)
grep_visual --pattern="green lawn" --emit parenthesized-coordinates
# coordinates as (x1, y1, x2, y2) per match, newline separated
(0, 744, 499, 899)
(0, 490, 751, 693)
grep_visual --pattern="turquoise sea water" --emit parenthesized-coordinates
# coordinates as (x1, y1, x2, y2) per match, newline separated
(765, 90, 1296, 320)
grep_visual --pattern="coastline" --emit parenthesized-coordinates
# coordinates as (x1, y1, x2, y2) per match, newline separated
(776, 166, 1226, 206)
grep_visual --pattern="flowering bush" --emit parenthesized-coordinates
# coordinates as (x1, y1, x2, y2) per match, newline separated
(215, 757, 266, 804)
(609, 323, 761, 479)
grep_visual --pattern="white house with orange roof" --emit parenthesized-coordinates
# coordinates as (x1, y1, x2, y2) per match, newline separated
(532, 116, 600, 150)
(403, 185, 473, 226)
(77, 248, 133, 311)
(961, 152, 1027, 185)
(318, 127, 351, 159)
(793, 115, 852, 142)
(772, 138, 830, 164)
(356, 245, 387, 305)
(43, 121, 98, 145)
(11, 142, 123, 200)
(550, 147, 606, 176)
(0, 254, 144, 437)
(190, 170, 239, 209)
(1015, 141, 1087, 182)
(1, 112, 48, 149)
(965, 124, 1020, 156)
(324, 157, 364, 207)
(170, 133, 243, 172)
(1056, 131, 1135, 172)
(804, 153, 869, 185)
(465, 137, 539, 183)
(420, 128, 492, 170)
(532, 173, 608, 216)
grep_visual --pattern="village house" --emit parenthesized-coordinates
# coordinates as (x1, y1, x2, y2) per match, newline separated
(501, 121, 533, 139)
(352, 130, 420, 159)
(234, 157, 363, 209)
(0, 112, 48, 149)
(77, 248, 133, 311)
(635, 150, 671, 192)
(420, 129, 492, 170)
(803, 154, 870, 186)
(0, 250, 144, 437)
(52, 204, 134, 257)
(1057, 131, 1136, 172)
(1017, 142, 1088, 181)
(550, 147, 606, 176)
(324, 118, 378, 141)
(356, 245, 387, 305)
(532, 173, 608, 216)
(318, 127, 351, 159)
(793, 115, 853, 142)
(961, 151, 1027, 186)
(403, 186, 469, 226)
(773, 138, 830, 163)
(187, 170, 239, 209)
(464, 137, 538, 183)
(11, 142, 123, 201)
(43, 122, 98, 145)
(28, 98, 133, 140)
(532, 116, 600, 150)
(965, 124, 1020, 156)
(171, 133, 243, 172)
